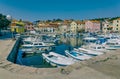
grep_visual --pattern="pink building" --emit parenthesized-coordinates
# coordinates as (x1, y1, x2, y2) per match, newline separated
(25, 23, 34, 31)
(85, 20, 100, 33)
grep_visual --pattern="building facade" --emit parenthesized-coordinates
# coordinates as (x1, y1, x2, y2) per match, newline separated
(112, 18, 120, 33)
(58, 24, 70, 34)
(70, 21, 85, 34)
(38, 22, 59, 34)
(25, 23, 34, 31)
(11, 20, 25, 33)
(85, 20, 100, 33)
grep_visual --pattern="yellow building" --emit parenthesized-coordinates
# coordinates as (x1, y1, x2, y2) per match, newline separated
(70, 21, 85, 34)
(11, 20, 25, 33)
(102, 20, 110, 34)
(70, 21, 77, 33)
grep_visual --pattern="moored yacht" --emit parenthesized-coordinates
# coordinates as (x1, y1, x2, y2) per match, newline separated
(83, 37, 97, 43)
(42, 52, 76, 67)
(103, 40, 120, 50)
(22, 41, 49, 48)
(75, 48, 104, 56)
(82, 43, 109, 52)
(23, 36, 41, 42)
(65, 50, 92, 60)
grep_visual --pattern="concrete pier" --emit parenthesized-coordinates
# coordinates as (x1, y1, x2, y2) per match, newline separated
(0, 39, 120, 79)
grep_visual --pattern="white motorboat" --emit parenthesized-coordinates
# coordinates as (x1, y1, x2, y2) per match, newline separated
(20, 46, 51, 53)
(22, 41, 48, 48)
(103, 39, 120, 50)
(42, 52, 76, 67)
(75, 48, 103, 56)
(83, 37, 97, 43)
(65, 50, 92, 61)
(82, 43, 109, 52)
(23, 36, 40, 42)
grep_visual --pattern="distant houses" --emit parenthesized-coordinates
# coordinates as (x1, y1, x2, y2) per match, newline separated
(9, 17, 120, 34)
(37, 22, 59, 34)
(101, 18, 120, 34)
(10, 19, 36, 34)
(36, 18, 120, 34)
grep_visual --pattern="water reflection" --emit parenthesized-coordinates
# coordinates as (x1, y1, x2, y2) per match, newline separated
(60, 36, 83, 48)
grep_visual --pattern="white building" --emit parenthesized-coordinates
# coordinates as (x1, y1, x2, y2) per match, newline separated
(70, 21, 85, 34)
(58, 24, 70, 34)
(112, 18, 120, 32)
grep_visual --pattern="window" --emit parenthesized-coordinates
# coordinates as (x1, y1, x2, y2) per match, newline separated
(34, 43, 38, 45)
(116, 28, 118, 30)
(102, 47, 105, 49)
(117, 24, 119, 27)
(28, 27, 30, 29)
(39, 43, 43, 45)
(98, 47, 101, 49)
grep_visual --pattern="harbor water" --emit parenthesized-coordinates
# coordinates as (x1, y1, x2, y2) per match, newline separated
(16, 36, 83, 68)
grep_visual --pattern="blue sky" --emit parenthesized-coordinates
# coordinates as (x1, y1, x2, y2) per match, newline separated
(0, 0, 120, 21)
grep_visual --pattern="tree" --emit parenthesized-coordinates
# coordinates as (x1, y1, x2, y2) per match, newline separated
(52, 18, 63, 22)
(0, 13, 11, 35)
(56, 18, 63, 22)
(0, 14, 11, 30)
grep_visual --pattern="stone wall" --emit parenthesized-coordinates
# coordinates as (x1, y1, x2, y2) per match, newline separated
(7, 38, 21, 63)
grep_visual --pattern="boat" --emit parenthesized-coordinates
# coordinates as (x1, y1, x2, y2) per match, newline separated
(15, 34, 21, 39)
(23, 36, 38, 42)
(22, 41, 47, 48)
(65, 50, 92, 60)
(21, 40, 55, 48)
(20, 46, 51, 53)
(75, 48, 103, 56)
(82, 43, 109, 52)
(103, 39, 120, 50)
(104, 34, 120, 40)
(42, 52, 76, 67)
(83, 37, 97, 43)
(23, 36, 55, 43)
